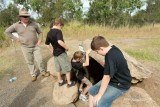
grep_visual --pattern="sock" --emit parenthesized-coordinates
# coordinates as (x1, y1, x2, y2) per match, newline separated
(59, 80, 63, 83)
(68, 81, 72, 85)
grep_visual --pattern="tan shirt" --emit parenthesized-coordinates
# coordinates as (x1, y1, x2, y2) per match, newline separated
(4, 21, 43, 48)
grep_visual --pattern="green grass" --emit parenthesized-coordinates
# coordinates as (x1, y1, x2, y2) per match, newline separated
(122, 37, 160, 61)
(125, 49, 158, 61)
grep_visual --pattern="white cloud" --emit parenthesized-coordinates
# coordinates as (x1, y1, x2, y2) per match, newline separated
(81, 0, 90, 12)
(81, 0, 89, 8)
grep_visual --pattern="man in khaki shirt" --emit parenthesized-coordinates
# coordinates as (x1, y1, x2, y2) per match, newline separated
(4, 8, 50, 81)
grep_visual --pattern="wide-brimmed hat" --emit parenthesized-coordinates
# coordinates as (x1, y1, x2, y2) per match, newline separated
(19, 8, 30, 17)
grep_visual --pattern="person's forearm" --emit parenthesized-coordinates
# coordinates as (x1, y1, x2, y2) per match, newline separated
(4, 27, 17, 40)
(58, 40, 68, 50)
(98, 75, 110, 96)
(38, 32, 43, 41)
(83, 49, 91, 66)
(83, 53, 89, 66)
(36, 39, 41, 46)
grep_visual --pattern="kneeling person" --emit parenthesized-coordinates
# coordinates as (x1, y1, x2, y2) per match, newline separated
(71, 49, 92, 102)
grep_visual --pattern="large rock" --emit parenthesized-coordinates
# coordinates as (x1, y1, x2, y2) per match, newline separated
(74, 87, 159, 107)
(52, 82, 78, 105)
(112, 87, 159, 107)
(47, 39, 152, 83)
(81, 39, 152, 83)
(47, 39, 153, 106)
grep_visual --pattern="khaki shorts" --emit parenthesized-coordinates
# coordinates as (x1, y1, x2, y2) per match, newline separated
(54, 52, 71, 74)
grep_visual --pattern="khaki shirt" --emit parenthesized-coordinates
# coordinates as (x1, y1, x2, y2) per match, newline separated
(4, 21, 43, 48)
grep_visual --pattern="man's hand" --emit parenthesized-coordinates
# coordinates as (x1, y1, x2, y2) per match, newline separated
(36, 40, 41, 46)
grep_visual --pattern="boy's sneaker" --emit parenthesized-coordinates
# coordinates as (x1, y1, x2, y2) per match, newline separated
(67, 81, 76, 88)
(79, 94, 88, 102)
(59, 80, 67, 86)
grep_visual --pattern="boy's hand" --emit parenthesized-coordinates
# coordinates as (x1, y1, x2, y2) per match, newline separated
(65, 47, 69, 51)
(86, 49, 91, 55)
(93, 94, 102, 106)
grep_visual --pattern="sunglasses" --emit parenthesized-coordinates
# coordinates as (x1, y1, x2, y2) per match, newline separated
(21, 16, 29, 18)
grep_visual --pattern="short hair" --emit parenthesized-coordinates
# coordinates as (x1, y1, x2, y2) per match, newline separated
(54, 18, 64, 26)
(91, 36, 109, 50)
(49, 18, 64, 28)
(73, 51, 83, 59)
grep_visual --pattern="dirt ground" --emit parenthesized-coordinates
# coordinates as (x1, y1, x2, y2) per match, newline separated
(0, 39, 160, 107)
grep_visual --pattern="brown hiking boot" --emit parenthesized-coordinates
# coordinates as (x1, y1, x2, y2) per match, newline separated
(32, 76, 37, 82)
(42, 71, 50, 77)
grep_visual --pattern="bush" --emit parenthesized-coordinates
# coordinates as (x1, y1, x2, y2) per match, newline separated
(0, 27, 10, 48)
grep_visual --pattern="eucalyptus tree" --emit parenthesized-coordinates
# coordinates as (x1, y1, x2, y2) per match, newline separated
(87, 0, 144, 27)
(72, 0, 83, 21)
(59, 0, 83, 21)
(145, 0, 160, 24)
(0, 0, 5, 10)
(29, 0, 45, 18)
(12, 0, 83, 23)
(13, 0, 30, 10)
(0, 3, 18, 27)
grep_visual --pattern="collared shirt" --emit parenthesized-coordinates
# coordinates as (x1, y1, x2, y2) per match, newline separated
(5, 21, 43, 48)
(21, 22, 27, 27)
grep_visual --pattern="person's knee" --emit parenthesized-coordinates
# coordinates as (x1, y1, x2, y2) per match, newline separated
(66, 72, 70, 75)
(98, 99, 112, 107)
(88, 83, 92, 87)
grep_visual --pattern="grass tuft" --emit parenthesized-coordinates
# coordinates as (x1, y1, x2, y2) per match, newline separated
(125, 49, 159, 61)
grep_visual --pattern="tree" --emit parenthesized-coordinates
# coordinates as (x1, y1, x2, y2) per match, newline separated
(0, 3, 19, 27)
(0, 0, 5, 10)
(72, 0, 83, 21)
(59, 0, 83, 21)
(86, 0, 143, 27)
(30, 0, 44, 17)
(36, 0, 55, 23)
(145, 0, 160, 24)
(12, 0, 83, 23)
(130, 10, 146, 27)
(131, 0, 160, 26)
(13, 0, 30, 10)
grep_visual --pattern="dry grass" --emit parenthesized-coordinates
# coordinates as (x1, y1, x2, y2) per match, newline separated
(43, 21, 160, 61)
(0, 22, 160, 79)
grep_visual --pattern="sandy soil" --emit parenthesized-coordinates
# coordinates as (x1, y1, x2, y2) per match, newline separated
(0, 39, 160, 107)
